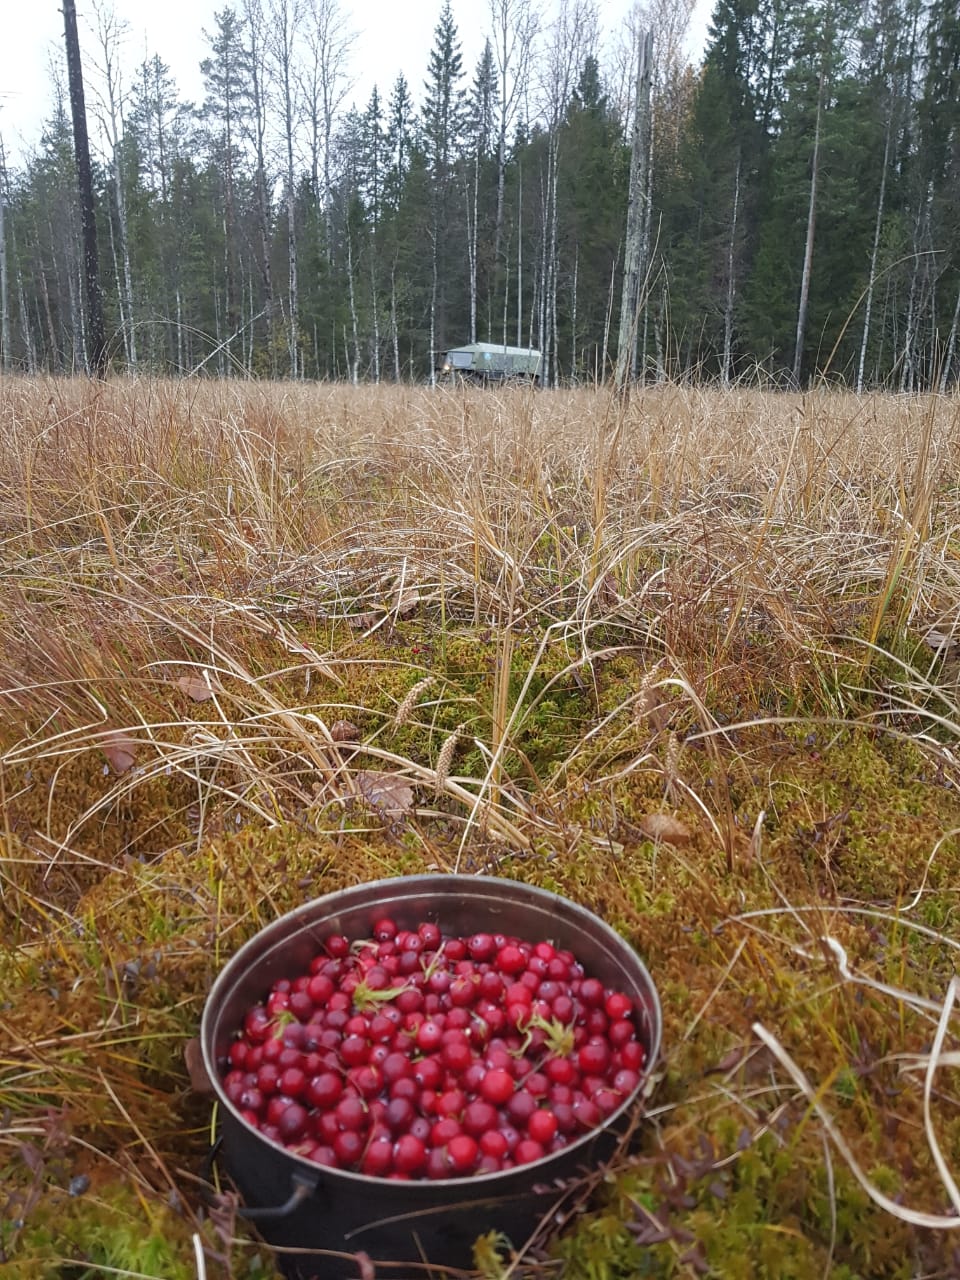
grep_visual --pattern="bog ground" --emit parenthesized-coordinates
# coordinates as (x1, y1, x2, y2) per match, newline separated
(2, 378, 960, 1279)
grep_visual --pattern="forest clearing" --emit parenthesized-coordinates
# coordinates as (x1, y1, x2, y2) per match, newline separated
(1, 377, 960, 1278)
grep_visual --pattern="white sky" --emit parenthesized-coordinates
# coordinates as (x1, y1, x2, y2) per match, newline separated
(0, 1, 710, 167)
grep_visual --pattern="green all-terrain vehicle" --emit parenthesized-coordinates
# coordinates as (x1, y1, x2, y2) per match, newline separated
(439, 342, 542, 385)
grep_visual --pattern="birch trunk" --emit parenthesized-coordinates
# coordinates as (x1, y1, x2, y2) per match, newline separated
(490, 0, 535, 323)
(0, 137, 9, 373)
(115, 159, 136, 370)
(570, 244, 578, 379)
(429, 229, 438, 387)
(516, 163, 522, 346)
(721, 151, 741, 388)
(856, 105, 892, 392)
(17, 266, 36, 372)
(538, 160, 550, 379)
(467, 155, 479, 344)
(176, 287, 184, 373)
(615, 28, 653, 393)
(548, 137, 560, 385)
(369, 253, 381, 383)
(244, 0, 275, 366)
(792, 65, 825, 387)
(391, 265, 400, 381)
(346, 231, 360, 384)
(940, 282, 960, 394)
(899, 197, 928, 392)
(285, 151, 299, 378)
(107, 207, 127, 362)
(267, 0, 304, 378)
(602, 245, 619, 383)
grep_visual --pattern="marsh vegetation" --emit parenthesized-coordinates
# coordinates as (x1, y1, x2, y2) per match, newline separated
(2, 378, 960, 1278)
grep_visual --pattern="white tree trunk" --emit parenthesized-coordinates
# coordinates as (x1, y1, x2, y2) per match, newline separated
(602, 245, 619, 383)
(548, 137, 560, 385)
(490, 0, 536, 299)
(0, 137, 11, 373)
(17, 266, 36, 373)
(900, 196, 928, 393)
(516, 163, 523, 346)
(793, 64, 825, 386)
(570, 243, 578, 379)
(721, 151, 741, 388)
(615, 28, 653, 392)
(466, 155, 479, 344)
(346, 231, 360, 385)
(430, 229, 438, 387)
(369, 253, 380, 383)
(857, 100, 893, 393)
(176, 287, 184, 373)
(391, 264, 400, 381)
(940, 283, 960, 394)
(268, 0, 302, 377)
(243, 0, 275, 366)
(94, 6, 137, 371)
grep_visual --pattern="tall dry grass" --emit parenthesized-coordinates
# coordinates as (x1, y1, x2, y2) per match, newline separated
(2, 378, 958, 848)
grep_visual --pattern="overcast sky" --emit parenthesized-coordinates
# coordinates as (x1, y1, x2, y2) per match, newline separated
(0, 1, 710, 167)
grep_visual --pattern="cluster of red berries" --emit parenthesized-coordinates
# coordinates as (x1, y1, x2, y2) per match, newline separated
(220, 917, 647, 1180)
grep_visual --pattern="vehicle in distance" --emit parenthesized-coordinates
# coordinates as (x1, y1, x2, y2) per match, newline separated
(439, 343, 542, 385)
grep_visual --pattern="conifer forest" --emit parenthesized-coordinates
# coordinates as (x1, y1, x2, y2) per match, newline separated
(0, 0, 958, 389)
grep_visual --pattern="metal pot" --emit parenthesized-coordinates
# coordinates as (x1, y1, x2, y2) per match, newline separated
(200, 874, 661, 1279)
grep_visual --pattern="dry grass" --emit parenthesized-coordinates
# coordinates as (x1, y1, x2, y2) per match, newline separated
(2, 376, 960, 1278)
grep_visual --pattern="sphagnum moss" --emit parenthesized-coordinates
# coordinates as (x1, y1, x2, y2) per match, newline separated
(3, 380, 960, 1278)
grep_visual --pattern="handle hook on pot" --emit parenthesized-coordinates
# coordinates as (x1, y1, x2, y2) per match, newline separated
(236, 1170, 320, 1223)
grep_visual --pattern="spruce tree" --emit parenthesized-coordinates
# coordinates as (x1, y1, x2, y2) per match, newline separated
(422, 0, 468, 362)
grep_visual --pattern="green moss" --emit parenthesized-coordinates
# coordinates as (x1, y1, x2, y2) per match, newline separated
(1, 1173, 272, 1280)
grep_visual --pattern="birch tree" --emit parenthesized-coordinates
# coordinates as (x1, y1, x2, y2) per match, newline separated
(91, 4, 137, 370)
(615, 27, 653, 390)
(301, 0, 356, 258)
(537, 0, 597, 384)
(488, 0, 538, 294)
(266, 0, 304, 376)
(0, 131, 9, 372)
(856, 0, 906, 393)
(239, 0, 275, 366)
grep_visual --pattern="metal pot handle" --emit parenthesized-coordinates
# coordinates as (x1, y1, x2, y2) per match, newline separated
(236, 1169, 320, 1223)
(203, 1140, 321, 1224)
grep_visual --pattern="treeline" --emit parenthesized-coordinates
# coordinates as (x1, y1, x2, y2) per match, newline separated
(0, 0, 957, 389)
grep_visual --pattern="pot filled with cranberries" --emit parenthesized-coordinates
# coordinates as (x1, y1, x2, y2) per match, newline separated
(200, 874, 661, 1279)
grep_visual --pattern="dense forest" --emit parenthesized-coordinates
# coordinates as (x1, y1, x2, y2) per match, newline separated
(0, 0, 958, 388)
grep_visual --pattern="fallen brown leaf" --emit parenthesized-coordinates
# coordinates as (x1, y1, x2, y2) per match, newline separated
(101, 730, 138, 774)
(347, 611, 382, 630)
(355, 770, 415, 819)
(175, 672, 221, 702)
(638, 813, 691, 846)
(395, 589, 421, 617)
